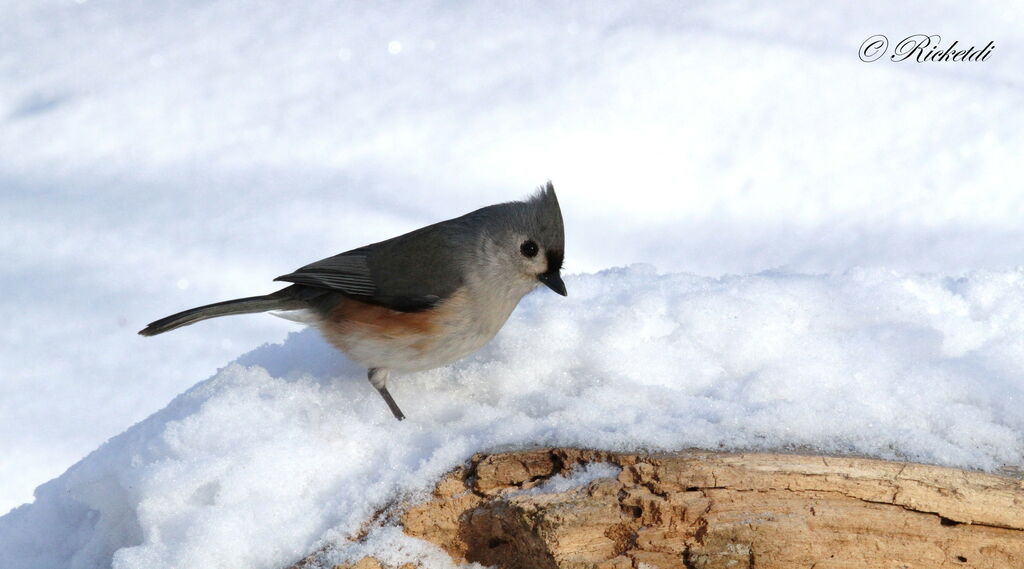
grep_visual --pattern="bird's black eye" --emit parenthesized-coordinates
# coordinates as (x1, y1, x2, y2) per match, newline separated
(520, 240, 539, 258)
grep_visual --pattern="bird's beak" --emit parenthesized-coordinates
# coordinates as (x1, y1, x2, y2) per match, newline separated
(538, 271, 567, 296)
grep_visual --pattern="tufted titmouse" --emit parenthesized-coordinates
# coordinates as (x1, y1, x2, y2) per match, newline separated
(140, 182, 566, 420)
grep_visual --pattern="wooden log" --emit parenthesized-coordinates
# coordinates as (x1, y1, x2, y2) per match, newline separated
(325, 448, 1024, 569)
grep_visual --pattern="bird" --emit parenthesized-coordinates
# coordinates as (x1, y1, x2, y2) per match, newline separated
(139, 182, 566, 420)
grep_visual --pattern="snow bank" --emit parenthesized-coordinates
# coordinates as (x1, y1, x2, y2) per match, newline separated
(2, 265, 1022, 569)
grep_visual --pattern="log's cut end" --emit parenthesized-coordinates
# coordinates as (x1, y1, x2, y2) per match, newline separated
(326, 449, 1024, 569)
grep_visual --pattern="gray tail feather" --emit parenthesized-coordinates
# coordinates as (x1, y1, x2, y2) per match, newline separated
(139, 293, 303, 336)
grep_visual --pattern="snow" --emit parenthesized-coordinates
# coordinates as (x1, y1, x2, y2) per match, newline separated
(3, 266, 1024, 568)
(320, 527, 484, 569)
(514, 462, 623, 496)
(2, 0, 1024, 567)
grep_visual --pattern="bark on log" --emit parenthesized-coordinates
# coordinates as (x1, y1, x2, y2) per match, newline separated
(324, 448, 1024, 569)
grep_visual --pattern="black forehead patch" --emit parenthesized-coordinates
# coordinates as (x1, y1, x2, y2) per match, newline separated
(546, 249, 564, 272)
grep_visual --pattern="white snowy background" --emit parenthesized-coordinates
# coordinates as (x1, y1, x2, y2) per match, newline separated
(2, 1, 1023, 568)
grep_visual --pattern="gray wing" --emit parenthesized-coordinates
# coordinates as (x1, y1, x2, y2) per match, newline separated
(274, 221, 468, 312)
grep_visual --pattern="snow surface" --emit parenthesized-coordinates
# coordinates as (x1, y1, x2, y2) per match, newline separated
(3, 266, 1024, 569)
(2, 0, 1024, 566)
(514, 462, 623, 496)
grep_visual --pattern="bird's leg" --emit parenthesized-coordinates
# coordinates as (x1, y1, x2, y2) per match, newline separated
(368, 368, 405, 421)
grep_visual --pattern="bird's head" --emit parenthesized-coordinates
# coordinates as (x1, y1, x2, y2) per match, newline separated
(482, 181, 566, 296)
